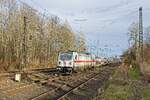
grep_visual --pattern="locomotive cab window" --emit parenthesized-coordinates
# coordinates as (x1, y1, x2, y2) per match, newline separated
(59, 52, 73, 61)
(75, 55, 77, 60)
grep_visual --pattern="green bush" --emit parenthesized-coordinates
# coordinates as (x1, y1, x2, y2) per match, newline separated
(128, 67, 140, 80)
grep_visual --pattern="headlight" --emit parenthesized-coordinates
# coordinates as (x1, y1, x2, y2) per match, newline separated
(69, 62, 72, 65)
(59, 61, 61, 64)
(57, 67, 61, 70)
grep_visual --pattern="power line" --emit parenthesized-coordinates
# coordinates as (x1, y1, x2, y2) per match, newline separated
(18, 0, 56, 21)
(99, 9, 138, 29)
(82, 0, 134, 14)
(29, 0, 55, 17)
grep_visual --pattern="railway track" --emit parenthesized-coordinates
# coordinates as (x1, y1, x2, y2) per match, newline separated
(0, 63, 119, 100)
(0, 74, 57, 100)
(57, 67, 113, 100)
(0, 62, 117, 77)
(0, 68, 58, 100)
(30, 66, 115, 100)
(57, 73, 100, 100)
(0, 70, 93, 100)
(0, 68, 58, 77)
(30, 73, 96, 100)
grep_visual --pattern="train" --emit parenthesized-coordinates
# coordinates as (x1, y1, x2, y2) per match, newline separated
(57, 51, 104, 73)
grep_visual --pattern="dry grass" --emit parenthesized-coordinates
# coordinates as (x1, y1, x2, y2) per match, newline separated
(0, 60, 56, 73)
(94, 67, 129, 99)
(99, 69, 132, 100)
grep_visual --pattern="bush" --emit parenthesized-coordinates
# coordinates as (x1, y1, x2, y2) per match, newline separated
(128, 67, 140, 80)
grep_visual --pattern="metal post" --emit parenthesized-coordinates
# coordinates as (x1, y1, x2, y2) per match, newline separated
(139, 7, 144, 71)
(21, 16, 27, 70)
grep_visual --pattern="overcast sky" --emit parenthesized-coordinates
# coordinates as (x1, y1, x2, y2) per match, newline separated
(23, 0, 150, 57)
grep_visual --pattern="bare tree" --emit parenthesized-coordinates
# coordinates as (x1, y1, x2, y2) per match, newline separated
(0, 0, 86, 71)
(145, 26, 150, 45)
(128, 22, 139, 49)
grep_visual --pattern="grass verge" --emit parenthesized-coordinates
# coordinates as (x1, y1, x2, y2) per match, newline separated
(141, 86, 150, 100)
(94, 80, 132, 100)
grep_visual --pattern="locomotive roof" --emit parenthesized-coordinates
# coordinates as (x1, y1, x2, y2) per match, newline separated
(60, 51, 92, 55)
(79, 52, 91, 55)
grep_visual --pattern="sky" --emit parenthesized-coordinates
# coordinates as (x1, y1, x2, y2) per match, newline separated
(22, 0, 150, 57)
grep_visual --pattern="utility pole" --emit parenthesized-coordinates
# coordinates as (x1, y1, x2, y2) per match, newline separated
(21, 16, 27, 70)
(139, 7, 144, 71)
(15, 16, 27, 82)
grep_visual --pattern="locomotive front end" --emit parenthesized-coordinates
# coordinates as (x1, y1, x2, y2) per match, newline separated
(57, 52, 74, 73)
